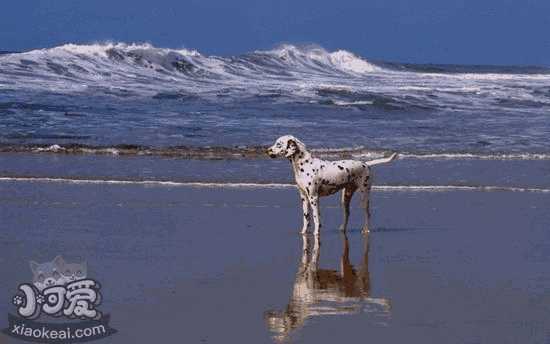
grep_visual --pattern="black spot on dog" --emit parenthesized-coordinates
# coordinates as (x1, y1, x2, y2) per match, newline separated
(338, 165, 344, 170)
(300, 168, 304, 172)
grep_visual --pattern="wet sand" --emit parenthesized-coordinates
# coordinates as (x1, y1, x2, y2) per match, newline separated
(1, 181, 550, 343)
(1, 152, 550, 188)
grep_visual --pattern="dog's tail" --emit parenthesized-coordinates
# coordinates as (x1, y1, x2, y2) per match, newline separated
(364, 152, 398, 166)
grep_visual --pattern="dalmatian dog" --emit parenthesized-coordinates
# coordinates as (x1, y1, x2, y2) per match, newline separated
(266, 135, 397, 235)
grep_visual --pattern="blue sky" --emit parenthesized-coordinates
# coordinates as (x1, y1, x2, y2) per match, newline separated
(1, 0, 549, 65)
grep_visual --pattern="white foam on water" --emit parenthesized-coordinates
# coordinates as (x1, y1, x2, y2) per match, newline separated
(34, 144, 64, 152)
(333, 100, 374, 106)
(328, 50, 379, 73)
(375, 185, 550, 193)
(0, 177, 295, 189)
(0, 177, 548, 193)
(399, 153, 550, 160)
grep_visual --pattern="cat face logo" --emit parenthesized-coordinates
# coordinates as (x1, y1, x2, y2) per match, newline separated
(30, 256, 88, 292)
(3, 256, 117, 343)
(12, 256, 100, 320)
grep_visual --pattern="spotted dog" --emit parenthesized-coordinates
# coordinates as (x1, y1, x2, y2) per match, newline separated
(267, 135, 397, 234)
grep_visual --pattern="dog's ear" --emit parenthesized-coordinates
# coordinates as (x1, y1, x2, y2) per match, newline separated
(285, 139, 298, 158)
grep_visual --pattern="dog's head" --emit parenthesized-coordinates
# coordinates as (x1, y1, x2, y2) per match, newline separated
(266, 135, 306, 159)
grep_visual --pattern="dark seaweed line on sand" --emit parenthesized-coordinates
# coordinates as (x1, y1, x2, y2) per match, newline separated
(0, 143, 390, 160)
(0, 143, 549, 160)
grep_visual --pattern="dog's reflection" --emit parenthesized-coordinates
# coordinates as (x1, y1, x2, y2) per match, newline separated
(265, 233, 391, 342)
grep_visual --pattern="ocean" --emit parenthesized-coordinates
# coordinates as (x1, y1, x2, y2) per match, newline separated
(0, 42, 549, 186)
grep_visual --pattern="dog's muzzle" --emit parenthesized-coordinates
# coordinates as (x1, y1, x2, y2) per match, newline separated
(266, 148, 277, 158)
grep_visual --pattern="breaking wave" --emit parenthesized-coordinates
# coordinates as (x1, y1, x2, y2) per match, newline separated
(1, 42, 549, 111)
(0, 43, 380, 95)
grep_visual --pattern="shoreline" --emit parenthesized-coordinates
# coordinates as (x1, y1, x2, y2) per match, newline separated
(0, 176, 549, 193)
(1, 152, 549, 190)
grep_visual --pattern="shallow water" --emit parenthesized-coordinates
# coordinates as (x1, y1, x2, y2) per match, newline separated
(0, 183, 549, 343)
(1, 153, 549, 191)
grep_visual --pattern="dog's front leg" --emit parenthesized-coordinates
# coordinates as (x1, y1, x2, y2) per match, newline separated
(299, 191, 311, 234)
(309, 195, 321, 235)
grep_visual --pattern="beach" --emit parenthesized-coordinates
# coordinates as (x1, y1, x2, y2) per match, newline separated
(1, 167, 549, 343)
(1, 40, 550, 344)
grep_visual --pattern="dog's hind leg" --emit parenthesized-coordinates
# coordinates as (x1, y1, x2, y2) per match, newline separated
(359, 173, 372, 233)
(299, 191, 311, 234)
(339, 186, 356, 232)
